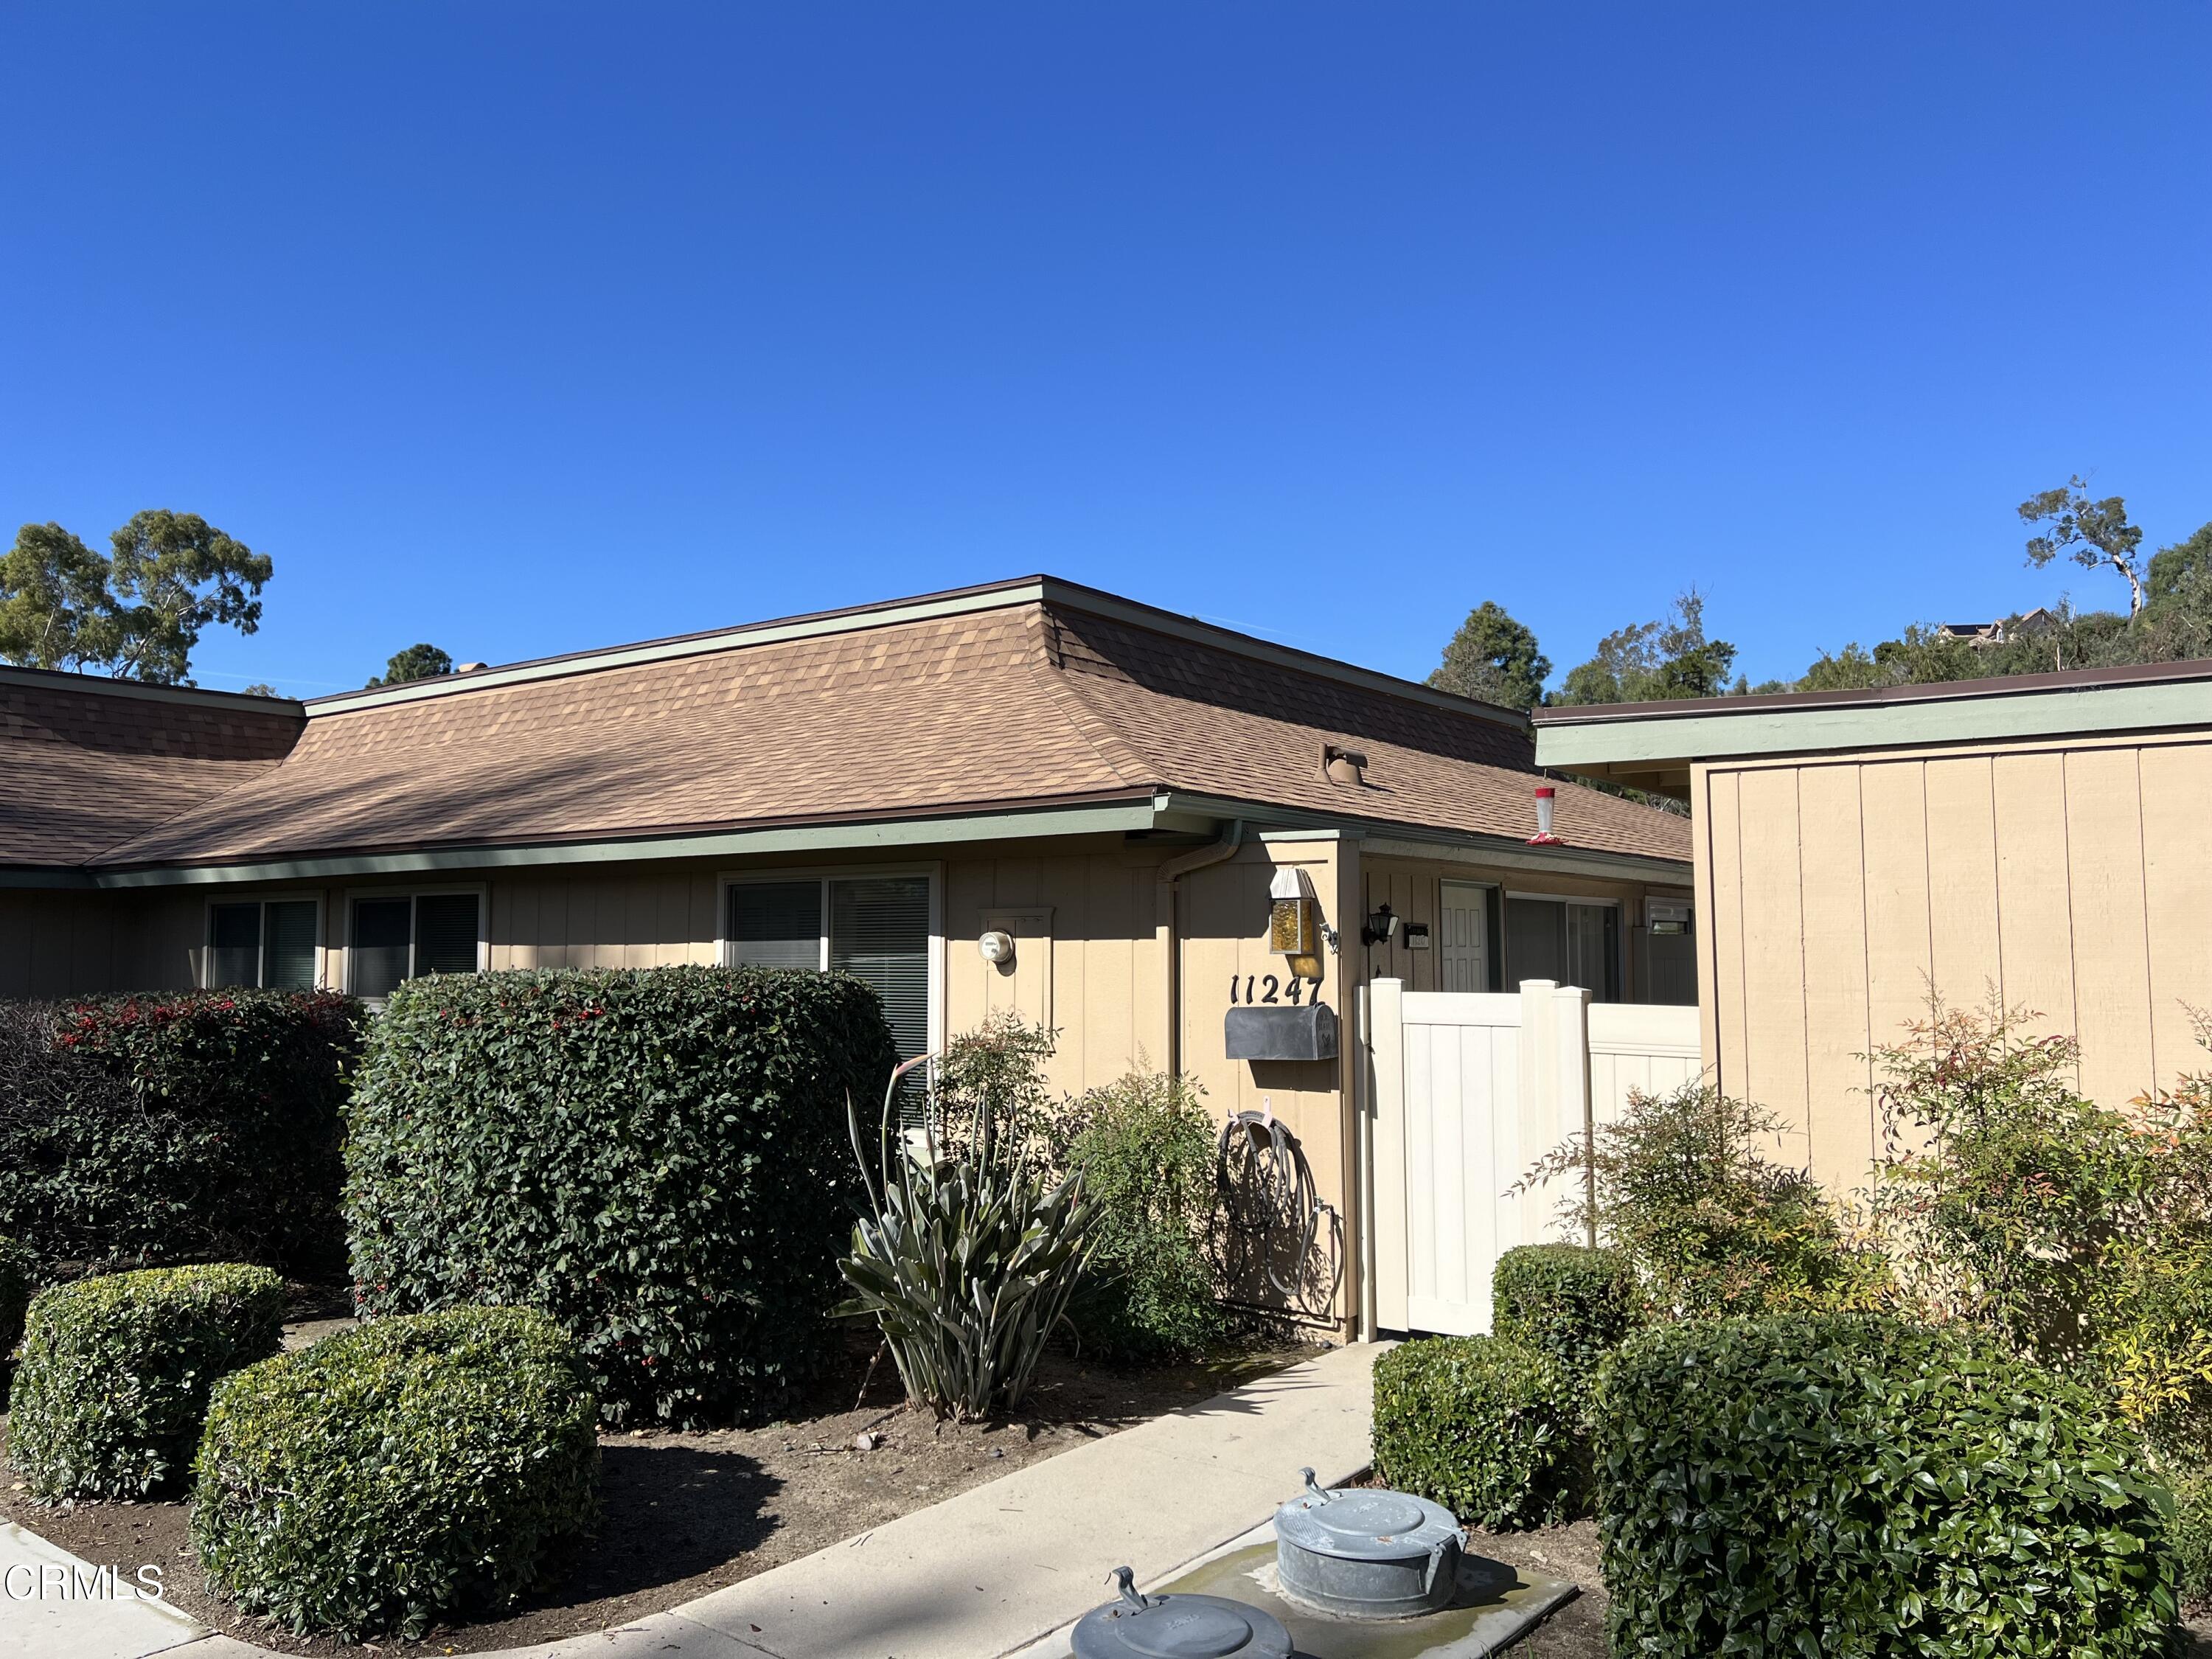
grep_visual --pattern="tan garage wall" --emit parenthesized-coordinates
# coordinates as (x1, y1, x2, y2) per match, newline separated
(1697, 730, 2212, 1194)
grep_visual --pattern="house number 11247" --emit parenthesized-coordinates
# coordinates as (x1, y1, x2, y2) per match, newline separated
(1229, 973, 1315, 1005)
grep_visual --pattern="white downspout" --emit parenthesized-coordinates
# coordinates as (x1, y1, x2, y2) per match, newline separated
(1158, 819, 1245, 1080)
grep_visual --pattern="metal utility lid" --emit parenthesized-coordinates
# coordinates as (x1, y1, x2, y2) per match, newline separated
(1071, 1568, 1293, 1659)
(1274, 1468, 1460, 1562)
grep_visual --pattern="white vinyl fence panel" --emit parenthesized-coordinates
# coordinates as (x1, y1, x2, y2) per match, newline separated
(1368, 978, 1703, 1337)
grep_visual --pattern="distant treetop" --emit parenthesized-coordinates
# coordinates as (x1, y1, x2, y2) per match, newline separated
(366, 644, 455, 688)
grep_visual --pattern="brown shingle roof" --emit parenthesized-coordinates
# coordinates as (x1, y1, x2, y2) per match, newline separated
(1044, 610, 1691, 863)
(0, 673, 302, 866)
(49, 584, 1688, 871)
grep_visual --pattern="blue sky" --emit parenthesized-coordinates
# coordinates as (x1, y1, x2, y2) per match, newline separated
(3, 5, 2207, 696)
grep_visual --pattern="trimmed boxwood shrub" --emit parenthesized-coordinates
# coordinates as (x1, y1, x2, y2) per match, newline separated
(7, 1264, 285, 1499)
(1492, 1244, 1638, 1408)
(0, 1233, 33, 1366)
(1597, 1313, 2178, 1658)
(0, 991, 364, 1279)
(192, 1306, 599, 1641)
(1371, 1335, 1583, 1528)
(346, 966, 896, 1426)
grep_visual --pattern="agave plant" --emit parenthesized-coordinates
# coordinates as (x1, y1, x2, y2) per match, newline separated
(839, 1054, 1096, 1419)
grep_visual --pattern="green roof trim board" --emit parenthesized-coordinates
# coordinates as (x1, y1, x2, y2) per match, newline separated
(1534, 659, 2212, 778)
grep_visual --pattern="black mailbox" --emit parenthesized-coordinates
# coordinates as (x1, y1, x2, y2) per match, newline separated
(1225, 1002, 1339, 1062)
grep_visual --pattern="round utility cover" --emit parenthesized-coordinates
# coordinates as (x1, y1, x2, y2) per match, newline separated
(1275, 1473, 1459, 1562)
(1070, 1590, 1291, 1659)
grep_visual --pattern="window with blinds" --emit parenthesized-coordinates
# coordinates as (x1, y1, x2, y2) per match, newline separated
(830, 877, 931, 1068)
(206, 900, 319, 990)
(729, 882, 825, 970)
(726, 874, 935, 1090)
(349, 892, 481, 998)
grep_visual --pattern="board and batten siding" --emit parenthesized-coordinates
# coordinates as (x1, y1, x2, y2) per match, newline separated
(1697, 731, 2212, 1195)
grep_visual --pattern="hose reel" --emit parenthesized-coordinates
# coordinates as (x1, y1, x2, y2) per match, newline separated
(1212, 1102, 1343, 1322)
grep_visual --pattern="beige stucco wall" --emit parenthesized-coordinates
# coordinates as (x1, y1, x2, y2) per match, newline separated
(1696, 730, 2212, 1195)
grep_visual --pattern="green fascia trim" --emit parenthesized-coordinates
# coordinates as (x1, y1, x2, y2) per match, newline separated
(1153, 791, 1690, 880)
(1358, 832, 1691, 886)
(0, 866, 99, 890)
(89, 799, 1164, 888)
(312, 582, 1054, 714)
(1535, 679, 2212, 771)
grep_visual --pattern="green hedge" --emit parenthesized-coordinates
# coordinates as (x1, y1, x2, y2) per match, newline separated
(1597, 1314, 2177, 1658)
(345, 966, 897, 1426)
(1492, 1244, 1637, 1408)
(0, 1234, 33, 1367)
(6, 1265, 285, 1500)
(192, 1306, 599, 1641)
(1371, 1336, 1583, 1528)
(0, 991, 364, 1279)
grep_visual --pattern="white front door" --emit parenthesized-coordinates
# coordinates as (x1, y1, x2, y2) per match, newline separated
(1439, 881, 1489, 993)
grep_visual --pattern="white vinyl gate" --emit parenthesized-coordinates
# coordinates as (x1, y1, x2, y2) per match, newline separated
(1366, 977, 1701, 1336)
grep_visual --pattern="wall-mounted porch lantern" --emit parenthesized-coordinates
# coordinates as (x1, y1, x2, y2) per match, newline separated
(1360, 902, 1399, 947)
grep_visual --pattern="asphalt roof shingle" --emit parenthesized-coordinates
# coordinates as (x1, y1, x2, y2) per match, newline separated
(4, 588, 1691, 872)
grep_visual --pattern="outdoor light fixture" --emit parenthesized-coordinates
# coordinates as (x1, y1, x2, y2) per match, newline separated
(978, 929, 1015, 964)
(1267, 868, 1320, 956)
(1360, 902, 1399, 947)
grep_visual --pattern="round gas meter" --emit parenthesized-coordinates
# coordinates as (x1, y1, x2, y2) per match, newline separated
(1071, 1568, 1291, 1659)
(1273, 1467, 1462, 1618)
(978, 930, 1016, 964)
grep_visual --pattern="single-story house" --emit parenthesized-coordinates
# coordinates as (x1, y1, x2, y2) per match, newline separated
(1534, 659, 2212, 1194)
(4, 575, 1693, 1337)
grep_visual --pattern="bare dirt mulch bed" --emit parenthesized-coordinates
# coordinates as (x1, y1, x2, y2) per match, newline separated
(1, 1321, 1317, 1657)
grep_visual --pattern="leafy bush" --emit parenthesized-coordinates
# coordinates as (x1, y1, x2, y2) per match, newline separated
(192, 1306, 599, 1641)
(0, 992, 363, 1279)
(841, 1057, 1096, 1419)
(930, 1013, 1065, 1178)
(7, 1264, 285, 1499)
(0, 1233, 33, 1367)
(1523, 1082, 1888, 1320)
(2172, 1461, 2212, 1618)
(1597, 1313, 2177, 1658)
(1371, 1336, 1583, 1528)
(1871, 1000, 2212, 1455)
(1492, 1244, 1637, 1413)
(1063, 1070, 1225, 1361)
(346, 966, 894, 1427)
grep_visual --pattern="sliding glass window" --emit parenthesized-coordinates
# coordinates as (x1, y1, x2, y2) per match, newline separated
(727, 875, 933, 1071)
(206, 900, 319, 990)
(348, 892, 483, 999)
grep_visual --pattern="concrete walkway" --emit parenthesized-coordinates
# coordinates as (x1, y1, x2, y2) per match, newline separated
(4, 1341, 1382, 1659)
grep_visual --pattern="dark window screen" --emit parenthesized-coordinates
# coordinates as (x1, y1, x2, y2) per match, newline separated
(414, 894, 481, 976)
(351, 899, 413, 999)
(728, 882, 824, 970)
(209, 903, 260, 989)
(265, 900, 319, 990)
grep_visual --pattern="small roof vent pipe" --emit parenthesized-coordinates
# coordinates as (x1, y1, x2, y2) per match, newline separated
(1320, 744, 1366, 787)
(1527, 784, 1563, 846)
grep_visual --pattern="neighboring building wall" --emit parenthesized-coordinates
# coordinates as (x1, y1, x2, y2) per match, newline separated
(1695, 731, 2212, 1194)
